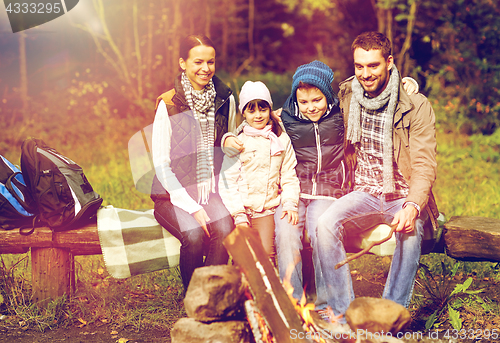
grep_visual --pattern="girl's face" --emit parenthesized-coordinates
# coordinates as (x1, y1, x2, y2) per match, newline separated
(296, 87, 328, 122)
(243, 102, 271, 130)
(179, 45, 215, 90)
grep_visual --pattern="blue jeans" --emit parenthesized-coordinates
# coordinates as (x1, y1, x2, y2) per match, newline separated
(154, 194, 233, 291)
(317, 191, 427, 321)
(275, 198, 334, 310)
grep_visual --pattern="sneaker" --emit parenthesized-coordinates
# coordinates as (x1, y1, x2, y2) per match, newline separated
(316, 308, 331, 322)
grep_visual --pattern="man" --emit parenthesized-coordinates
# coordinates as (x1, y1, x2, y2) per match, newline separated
(316, 31, 439, 321)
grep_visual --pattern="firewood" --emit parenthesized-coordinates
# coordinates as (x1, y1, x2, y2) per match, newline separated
(223, 227, 310, 343)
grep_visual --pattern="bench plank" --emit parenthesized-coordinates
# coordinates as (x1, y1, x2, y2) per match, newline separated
(444, 216, 500, 262)
(0, 224, 101, 255)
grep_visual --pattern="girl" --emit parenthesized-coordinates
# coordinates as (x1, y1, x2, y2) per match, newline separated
(150, 34, 237, 292)
(219, 81, 300, 257)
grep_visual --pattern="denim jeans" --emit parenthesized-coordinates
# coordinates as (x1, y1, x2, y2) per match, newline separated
(317, 191, 427, 321)
(275, 198, 334, 310)
(154, 194, 233, 291)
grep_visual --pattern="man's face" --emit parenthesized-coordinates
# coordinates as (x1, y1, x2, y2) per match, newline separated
(353, 48, 393, 97)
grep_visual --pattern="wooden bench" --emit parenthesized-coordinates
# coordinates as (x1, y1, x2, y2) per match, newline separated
(0, 223, 101, 305)
(1, 216, 499, 305)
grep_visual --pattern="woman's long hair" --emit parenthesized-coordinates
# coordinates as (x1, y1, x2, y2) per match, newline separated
(179, 35, 216, 60)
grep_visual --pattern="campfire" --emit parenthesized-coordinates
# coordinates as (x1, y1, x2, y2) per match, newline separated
(170, 227, 354, 343)
(170, 227, 411, 343)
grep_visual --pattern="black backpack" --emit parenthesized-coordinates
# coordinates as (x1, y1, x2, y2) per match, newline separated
(20, 138, 103, 232)
(0, 155, 37, 230)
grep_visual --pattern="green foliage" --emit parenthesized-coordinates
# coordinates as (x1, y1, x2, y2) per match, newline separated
(447, 304, 462, 330)
(433, 130, 500, 219)
(222, 70, 295, 110)
(417, 257, 494, 331)
(424, 0, 500, 134)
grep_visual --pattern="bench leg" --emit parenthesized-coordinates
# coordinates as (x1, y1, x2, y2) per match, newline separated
(31, 247, 74, 305)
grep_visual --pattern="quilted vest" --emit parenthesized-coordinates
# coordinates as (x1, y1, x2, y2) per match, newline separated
(281, 96, 346, 198)
(151, 75, 232, 202)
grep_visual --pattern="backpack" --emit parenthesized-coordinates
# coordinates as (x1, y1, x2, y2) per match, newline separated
(20, 138, 103, 232)
(0, 155, 37, 230)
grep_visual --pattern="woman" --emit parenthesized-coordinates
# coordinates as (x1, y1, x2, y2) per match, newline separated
(151, 35, 237, 291)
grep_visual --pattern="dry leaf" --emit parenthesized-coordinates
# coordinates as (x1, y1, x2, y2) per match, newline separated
(77, 318, 87, 328)
(111, 330, 119, 335)
(117, 338, 130, 343)
(98, 268, 105, 275)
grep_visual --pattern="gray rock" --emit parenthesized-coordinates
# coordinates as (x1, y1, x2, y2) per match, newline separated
(345, 297, 411, 336)
(171, 317, 252, 343)
(184, 265, 247, 322)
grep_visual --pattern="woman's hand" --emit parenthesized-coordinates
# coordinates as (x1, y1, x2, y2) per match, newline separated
(402, 77, 419, 95)
(281, 210, 299, 225)
(271, 108, 283, 122)
(193, 209, 211, 237)
(224, 136, 244, 155)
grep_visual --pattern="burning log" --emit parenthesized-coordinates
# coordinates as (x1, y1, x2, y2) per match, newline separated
(223, 226, 309, 342)
(223, 227, 345, 343)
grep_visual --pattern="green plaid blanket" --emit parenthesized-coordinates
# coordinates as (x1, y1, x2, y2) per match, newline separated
(97, 205, 180, 279)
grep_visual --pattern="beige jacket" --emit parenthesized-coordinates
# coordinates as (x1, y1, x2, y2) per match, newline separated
(338, 77, 440, 230)
(219, 130, 300, 222)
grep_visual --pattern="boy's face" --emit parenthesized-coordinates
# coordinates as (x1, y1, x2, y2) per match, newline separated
(296, 87, 328, 122)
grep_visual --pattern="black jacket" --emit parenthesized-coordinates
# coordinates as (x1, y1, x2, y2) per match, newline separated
(151, 74, 233, 202)
(281, 96, 346, 198)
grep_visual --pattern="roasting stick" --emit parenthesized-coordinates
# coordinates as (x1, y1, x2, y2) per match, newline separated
(335, 224, 398, 270)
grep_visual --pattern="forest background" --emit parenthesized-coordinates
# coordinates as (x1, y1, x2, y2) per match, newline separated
(1, 0, 500, 336)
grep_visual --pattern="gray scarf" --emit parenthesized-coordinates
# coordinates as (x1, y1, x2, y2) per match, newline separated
(180, 72, 216, 204)
(346, 64, 400, 194)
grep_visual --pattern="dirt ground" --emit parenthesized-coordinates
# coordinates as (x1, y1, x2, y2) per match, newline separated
(0, 324, 171, 343)
(0, 273, 387, 343)
(1, 254, 498, 343)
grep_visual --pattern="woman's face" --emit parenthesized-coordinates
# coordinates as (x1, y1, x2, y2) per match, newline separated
(179, 45, 216, 91)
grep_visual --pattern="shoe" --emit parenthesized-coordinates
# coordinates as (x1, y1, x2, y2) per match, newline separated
(316, 308, 331, 322)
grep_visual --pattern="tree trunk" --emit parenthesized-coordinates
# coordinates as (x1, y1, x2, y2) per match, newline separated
(220, 0, 229, 70)
(372, 0, 394, 54)
(397, 0, 418, 76)
(19, 32, 28, 114)
(234, 0, 254, 76)
(146, 3, 153, 87)
(204, 0, 211, 38)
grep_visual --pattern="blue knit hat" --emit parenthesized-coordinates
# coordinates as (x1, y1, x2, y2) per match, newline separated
(291, 60, 335, 105)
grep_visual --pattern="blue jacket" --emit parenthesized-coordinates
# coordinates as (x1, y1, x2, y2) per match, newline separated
(281, 96, 346, 198)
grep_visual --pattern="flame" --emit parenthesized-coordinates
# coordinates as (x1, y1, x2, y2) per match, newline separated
(282, 263, 341, 342)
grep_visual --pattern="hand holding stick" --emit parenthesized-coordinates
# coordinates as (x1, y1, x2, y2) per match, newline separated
(335, 224, 397, 270)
